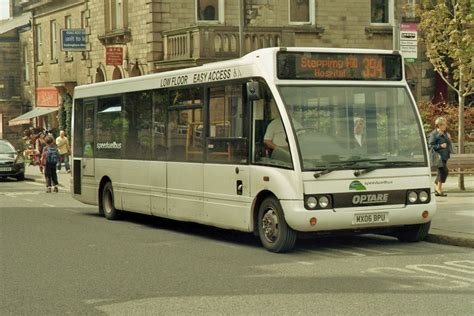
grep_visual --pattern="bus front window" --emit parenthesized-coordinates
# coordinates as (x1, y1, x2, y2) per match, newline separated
(279, 86, 427, 171)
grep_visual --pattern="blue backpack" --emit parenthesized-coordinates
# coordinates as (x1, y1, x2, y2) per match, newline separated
(46, 147, 59, 164)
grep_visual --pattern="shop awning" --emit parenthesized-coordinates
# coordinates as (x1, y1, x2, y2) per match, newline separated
(0, 13, 31, 35)
(8, 107, 58, 126)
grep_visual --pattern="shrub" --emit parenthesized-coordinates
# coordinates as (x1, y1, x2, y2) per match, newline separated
(417, 101, 474, 143)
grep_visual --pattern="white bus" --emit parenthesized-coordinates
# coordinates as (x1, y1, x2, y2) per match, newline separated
(72, 47, 435, 252)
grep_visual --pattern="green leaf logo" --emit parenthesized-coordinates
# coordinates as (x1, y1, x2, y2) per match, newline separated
(349, 180, 366, 191)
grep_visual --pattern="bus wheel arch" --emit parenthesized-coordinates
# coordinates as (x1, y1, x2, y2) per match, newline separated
(253, 191, 297, 253)
(252, 190, 275, 236)
(396, 221, 431, 242)
(98, 177, 121, 220)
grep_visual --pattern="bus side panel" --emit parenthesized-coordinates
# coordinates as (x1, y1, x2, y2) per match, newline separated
(117, 160, 151, 215)
(249, 166, 302, 200)
(94, 159, 123, 210)
(166, 162, 204, 221)
(203, 164, 253, 231)
(150, 161, 167, 217)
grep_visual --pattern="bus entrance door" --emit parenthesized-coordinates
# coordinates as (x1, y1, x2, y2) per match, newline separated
(82, 101, 95, 178)
(203, 163, 251, 231)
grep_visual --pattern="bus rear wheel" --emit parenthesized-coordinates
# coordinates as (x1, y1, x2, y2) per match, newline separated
(258, 197, 297, 253)
(397, 221, 431, 242)
(101, 182, 121, 220)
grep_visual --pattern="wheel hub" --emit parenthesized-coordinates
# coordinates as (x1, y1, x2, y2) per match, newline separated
(262, 208, 279, 243)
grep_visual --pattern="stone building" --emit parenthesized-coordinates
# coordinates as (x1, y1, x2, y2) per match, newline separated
(0, 12, 29, 147)
(4, 0, 437, 135)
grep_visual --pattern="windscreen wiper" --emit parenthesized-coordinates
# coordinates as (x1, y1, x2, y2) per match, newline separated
(313, 158, 387, 179)
(378, 161, 425, 167)
(354, 160, 426, 176)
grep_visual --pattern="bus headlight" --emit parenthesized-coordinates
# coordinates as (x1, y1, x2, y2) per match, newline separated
(408, 191, 418, 203)
(419, 190, 429, 203)
(319, 196, 330, 208)
(306, 196, 318, 209)
(305, 194, 332, 210)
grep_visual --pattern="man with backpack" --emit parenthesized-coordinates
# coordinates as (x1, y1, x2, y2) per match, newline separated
(41, 136, 60, 193)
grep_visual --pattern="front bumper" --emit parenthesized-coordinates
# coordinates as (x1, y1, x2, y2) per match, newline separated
(0, 163, 25, 178)
(281, 196, 436, 232)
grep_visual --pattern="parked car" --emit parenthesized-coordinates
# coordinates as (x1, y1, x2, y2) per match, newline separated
(0, 140, 25, 181)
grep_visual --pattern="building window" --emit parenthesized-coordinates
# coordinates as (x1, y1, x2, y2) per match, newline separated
(65, 15, 72, 58)
(115, 0, 123, 29)
(112, 66, 122, 80)
(50, 20, 57, 61)
(289, 0, 315, 25)
(23, 45, 29, 83)
(104, 0, 127, 32)
(95, 67, 105, 82)
(35, 24, 42, 63)
(196, 0, 224, 23)
(371, 0, 393, 24)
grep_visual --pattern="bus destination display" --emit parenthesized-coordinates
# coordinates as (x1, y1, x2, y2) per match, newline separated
(277, 52, 402, 81)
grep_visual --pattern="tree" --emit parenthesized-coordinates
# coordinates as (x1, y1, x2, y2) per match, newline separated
(418, 0, 473, 190)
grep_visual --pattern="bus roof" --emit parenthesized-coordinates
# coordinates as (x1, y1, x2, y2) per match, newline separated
(74, 47, 402, 99)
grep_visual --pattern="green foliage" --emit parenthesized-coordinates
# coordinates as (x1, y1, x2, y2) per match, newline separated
(418, 0, 473, 97)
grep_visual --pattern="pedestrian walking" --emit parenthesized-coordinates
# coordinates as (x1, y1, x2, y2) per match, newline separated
(35, 132, 46, 174)
(429, 117, 454, 197)
(56, 130, 71, 173)
(41, 136, 60, 193)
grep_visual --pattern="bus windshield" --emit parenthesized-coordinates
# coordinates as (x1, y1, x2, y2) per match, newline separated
(278, 85, 427, 171)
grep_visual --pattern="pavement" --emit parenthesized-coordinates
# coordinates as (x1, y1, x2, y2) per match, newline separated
(24, 164, 474, 248)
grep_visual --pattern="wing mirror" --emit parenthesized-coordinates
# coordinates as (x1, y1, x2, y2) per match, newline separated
(246, 81, 261, 101)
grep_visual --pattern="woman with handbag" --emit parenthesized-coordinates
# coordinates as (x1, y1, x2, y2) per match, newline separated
(428, 117, 453, 196)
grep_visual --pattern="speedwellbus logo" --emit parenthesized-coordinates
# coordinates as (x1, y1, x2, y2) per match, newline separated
(352, 193, 389, 205)
(349, 180, 366, 191)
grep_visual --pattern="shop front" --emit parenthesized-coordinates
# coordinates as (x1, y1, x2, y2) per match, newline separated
(8, 87, 60, 132)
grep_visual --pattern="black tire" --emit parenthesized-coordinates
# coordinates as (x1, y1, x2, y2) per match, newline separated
(257, 197, 297, 253)
(100, 182, 121, 220)
(397, 221, 431, 242)
(16, 173, 25, 181)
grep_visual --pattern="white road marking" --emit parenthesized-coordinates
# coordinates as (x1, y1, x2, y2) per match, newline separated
(297, 261, 314, 265)
(444, 260, 474, 270)
(3, 191, 41, 197)
(406, 264, 474, 282)
(22, 198, 34, 202)
(42, 203, 55, 207)
(350, 246, 401, 255)
(367, 264, 473, 289)
(320, 247, 366, 257)
(455, 211, 474, 217)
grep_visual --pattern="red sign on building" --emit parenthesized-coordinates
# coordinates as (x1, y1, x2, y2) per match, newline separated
(36, 87, 59, 107)
(106, 47, 123, 65)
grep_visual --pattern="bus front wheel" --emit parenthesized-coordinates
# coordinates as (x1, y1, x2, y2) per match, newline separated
(258, 197, 297, 253)
(101, 182, 121, 220)
(396, 221, 431, 242)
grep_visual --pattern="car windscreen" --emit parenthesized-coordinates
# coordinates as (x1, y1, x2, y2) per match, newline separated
(0, 142, 15, 154)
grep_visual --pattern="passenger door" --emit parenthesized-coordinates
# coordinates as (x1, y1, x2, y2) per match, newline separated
(166, 87, 205, 221)
(203, 84, 252, 231)
(82, 100, 95, 177)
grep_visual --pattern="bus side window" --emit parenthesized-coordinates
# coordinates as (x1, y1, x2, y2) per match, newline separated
(252, 84, 293, 168)
(207, 84, 248, 164)
(167, 87, 204, 162)
(153, 90, 168, 160)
